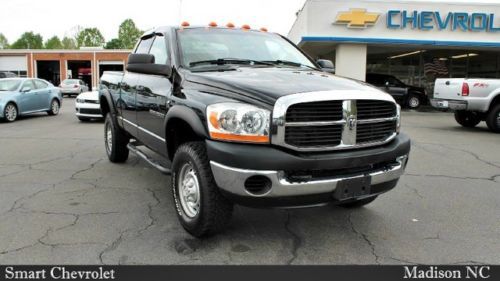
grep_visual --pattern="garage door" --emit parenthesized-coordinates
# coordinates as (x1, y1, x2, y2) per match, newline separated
(0, 56, 28, 71)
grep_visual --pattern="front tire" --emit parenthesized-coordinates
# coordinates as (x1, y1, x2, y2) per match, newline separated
(407, 94, 421, 109)
(47, 99, 60, 115)
(486, 104, 500, 133)
(454, 111, 481, 128)
(172, 142, 233, 237)
(104, 114, 129, 163)
(3, 103, 18, 122)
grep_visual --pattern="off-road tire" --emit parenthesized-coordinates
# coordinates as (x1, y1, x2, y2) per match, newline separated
(485, 104, 500, 133)
(454, 111, 481, 128)
(338, 196, 378, 208)
(104, 113, 129, 163)
(171, 141, 233, 237)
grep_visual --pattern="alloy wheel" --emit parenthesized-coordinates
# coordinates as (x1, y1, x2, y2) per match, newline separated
(4, 104, 17, 122)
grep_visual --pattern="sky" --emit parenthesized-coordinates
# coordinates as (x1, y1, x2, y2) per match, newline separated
(1, 0, 500, 43)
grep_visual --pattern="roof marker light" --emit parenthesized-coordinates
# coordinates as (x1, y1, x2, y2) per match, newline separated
(209, 21, 218, 27)
(226, 22, 235, 28)
(242, 24, 251, 30)
(260, 27, 268, 32)
(181, 21, 190, 27)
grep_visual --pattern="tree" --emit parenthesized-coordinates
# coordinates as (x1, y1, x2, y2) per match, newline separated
(0, 33, 8, 49)
(45, 36, 63, 49)
(105, 38, 122, 49)
(76, 27, 105, 47)
(118, 19, 142, 49)
(61, 36, 77, 49)
(10, 32, 43, 49)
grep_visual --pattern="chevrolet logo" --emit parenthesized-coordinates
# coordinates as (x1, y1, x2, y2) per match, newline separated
(335, 8, 380, 28)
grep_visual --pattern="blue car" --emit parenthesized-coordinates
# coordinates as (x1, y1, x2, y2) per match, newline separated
(0, 78, 62, 122)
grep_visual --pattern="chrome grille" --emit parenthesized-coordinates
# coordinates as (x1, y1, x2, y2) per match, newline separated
(273, 97, 398, 152)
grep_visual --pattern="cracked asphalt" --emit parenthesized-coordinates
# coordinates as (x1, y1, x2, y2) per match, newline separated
(0, 100, 499, 265)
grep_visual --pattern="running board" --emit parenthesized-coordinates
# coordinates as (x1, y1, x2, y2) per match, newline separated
(127, 142, 172, 175)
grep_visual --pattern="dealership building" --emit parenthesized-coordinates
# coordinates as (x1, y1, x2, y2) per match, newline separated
(289, 0, 500, 93)
(0, 49, 130, 89)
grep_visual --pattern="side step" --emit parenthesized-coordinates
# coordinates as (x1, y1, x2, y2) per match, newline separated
(127, 142, 172, 175)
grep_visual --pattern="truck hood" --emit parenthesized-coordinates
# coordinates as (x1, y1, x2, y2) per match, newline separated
(184, 67, 391, 105)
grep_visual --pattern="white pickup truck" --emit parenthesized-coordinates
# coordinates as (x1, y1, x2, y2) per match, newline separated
(431, 78, 500, 133)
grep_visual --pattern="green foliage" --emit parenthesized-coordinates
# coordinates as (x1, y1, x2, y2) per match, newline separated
(76, 27, 105, 47)
(0, 33, 8, 49)
(10, 32, 43, 49)
(61, 37, 77, 49)
(105, 38, 122, 49)
(118, 19, 142, 49)
(44, 36, 63, 49)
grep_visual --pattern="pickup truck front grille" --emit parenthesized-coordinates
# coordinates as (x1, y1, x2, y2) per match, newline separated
(273, 98, 398, 151)
(286, 100, 343, 122)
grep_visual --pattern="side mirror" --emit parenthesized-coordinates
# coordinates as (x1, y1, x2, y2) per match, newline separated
(316, 59, 335, 73)
(126, 53, 171, 77)
(21, 87, 31, 93)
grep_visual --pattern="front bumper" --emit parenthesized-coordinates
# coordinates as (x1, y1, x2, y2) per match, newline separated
(75, 102, 103, 118)
(430, 99, 467, 110)
(207, 133, 411, 207)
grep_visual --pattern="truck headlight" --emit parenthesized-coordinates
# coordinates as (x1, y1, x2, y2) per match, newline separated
(207, 103, 270, 143)
(396, 104, 401, 133)
(76, 98, 85, 103)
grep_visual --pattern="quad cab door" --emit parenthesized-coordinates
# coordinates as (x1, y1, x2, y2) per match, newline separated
(136, 34, 172, 156)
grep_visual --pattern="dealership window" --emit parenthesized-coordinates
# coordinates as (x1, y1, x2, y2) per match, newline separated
(368, 48, 500, 95)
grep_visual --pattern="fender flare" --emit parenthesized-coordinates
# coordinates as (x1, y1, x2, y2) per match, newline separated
(164, 105, 209, 139)
(99, 90, 117, 116)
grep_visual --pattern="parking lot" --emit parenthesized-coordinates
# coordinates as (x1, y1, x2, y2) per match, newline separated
(0, 99, 499, 265)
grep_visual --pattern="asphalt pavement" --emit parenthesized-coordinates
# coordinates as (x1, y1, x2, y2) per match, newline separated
(0, 99, 499, 265)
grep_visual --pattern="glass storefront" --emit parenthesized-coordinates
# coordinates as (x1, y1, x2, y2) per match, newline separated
(367, 49, 500, 96)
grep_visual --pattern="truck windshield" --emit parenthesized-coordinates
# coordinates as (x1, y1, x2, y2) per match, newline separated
(177, 28, 316, 69)
(0, 79, 22, 92)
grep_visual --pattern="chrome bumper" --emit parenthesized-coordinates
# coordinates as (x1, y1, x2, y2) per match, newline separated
(210, 155, 408, 198)
(430, 99, 468, 110)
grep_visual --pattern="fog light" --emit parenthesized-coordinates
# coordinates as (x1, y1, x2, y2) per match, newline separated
(244, 175, 272, 195)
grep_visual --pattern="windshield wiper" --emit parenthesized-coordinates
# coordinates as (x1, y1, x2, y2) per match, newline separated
(189, 58, 274, 67)
(263, 60, 318, 70)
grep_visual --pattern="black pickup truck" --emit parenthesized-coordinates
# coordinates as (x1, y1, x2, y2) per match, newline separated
(99, 25, 411, 237)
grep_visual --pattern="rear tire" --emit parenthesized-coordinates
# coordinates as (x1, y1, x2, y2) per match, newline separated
(338, 196, 378, 208)
(171, 141, 233, 237)
(407, 94, 421, 109)
(104, 113, 129, 163)
(486, 104, 500, 133)
(454, 111, 481, 128)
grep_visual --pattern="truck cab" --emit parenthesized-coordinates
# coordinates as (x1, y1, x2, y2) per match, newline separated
(99, 25, 411, 237)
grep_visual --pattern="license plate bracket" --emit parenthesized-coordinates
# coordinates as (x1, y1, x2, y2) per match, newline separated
(334, 176, 371, 200)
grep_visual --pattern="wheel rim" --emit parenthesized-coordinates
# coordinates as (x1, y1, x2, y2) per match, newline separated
(178, 163, 201, 218)
(409, 97, 419, 108)
(5, 104, 17, 121)
(51, 100, 59, 114)
(105, 122, 113, 154)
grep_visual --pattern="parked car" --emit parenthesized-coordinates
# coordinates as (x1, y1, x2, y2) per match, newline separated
(99, 25, 411, 237)
(60, 79, 89, 96)
(431, 78, 500, 133)
(0, 78, 62, 122)
(75, 90, 102, 121)
(0, 72, 17, 78)
(366, 73, 427, 109)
